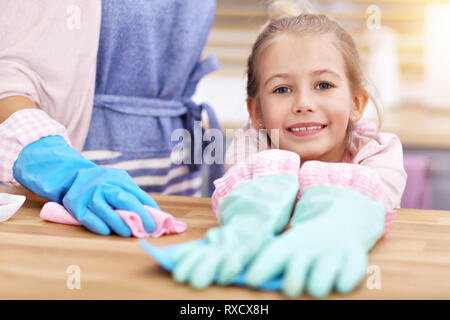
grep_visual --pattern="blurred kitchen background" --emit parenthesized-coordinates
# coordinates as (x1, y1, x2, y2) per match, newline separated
(193, 0, 450, 210)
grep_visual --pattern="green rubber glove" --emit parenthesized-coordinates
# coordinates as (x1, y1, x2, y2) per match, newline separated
(171, 174, 299, 289)
(245, 185, 385, 298)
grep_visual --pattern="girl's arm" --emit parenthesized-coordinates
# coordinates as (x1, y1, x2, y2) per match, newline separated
(299, 136, 405, 236)
(172, 149, 301, 289)
(213, 148, 301, 219)
(350, 126, 408, 210)
(246, 160, 389, 298)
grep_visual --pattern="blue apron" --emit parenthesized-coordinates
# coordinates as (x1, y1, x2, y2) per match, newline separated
(83, 0, 223, 196)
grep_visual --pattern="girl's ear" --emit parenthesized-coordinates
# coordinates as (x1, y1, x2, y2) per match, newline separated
(246, 97, 265, 129)
(349, 89, 369, 122)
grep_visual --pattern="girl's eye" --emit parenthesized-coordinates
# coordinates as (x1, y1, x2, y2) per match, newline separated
(315, 82, 333, 90)
(274, 87, 292, 94)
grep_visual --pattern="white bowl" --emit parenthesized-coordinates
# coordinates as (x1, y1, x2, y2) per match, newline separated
(0, 193, 26, 222)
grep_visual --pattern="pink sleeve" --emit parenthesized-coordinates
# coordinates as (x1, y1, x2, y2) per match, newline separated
(299, 161, 389, 209)
(0, 109, 72, 183)
(212, 149, 300, 219)
(348, 121, 407, 210)
(299, 160, 394, 236)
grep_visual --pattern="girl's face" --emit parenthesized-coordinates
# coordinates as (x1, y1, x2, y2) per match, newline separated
(249, 33, 367, 163)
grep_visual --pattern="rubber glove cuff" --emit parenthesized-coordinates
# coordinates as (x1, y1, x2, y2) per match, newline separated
(0, 108, 72, 183)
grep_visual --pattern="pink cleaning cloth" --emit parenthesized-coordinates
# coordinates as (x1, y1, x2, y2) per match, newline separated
(40, 202, 186, 238)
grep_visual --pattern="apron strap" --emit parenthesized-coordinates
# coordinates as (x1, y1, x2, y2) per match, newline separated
(201, 103, 225, 197)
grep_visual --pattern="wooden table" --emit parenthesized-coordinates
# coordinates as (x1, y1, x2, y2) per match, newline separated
(1, 185, 450, 300)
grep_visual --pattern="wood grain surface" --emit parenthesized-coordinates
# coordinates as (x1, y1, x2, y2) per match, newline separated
(0, 184, 449, 299)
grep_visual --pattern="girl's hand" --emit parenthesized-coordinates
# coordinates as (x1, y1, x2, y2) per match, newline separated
(171, 173, 299, 289)
(246, 185, 385, 298)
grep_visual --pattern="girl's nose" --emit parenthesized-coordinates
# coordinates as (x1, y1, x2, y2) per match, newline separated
(292, 89, 316, 114)
(293, 103, 314, 114)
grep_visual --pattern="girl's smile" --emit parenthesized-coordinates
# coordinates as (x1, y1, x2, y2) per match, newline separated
(286, 122, 328, 138)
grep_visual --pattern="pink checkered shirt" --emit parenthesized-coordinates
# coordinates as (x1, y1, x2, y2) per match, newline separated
(0, 108, 72, 184)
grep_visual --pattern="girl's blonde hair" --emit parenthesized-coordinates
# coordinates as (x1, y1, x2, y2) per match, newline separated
(246, 0, 383, 158)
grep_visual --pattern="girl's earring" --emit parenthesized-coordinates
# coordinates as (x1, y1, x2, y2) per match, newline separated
(258, 122, 263, 127)
(351, 115, 357, 121)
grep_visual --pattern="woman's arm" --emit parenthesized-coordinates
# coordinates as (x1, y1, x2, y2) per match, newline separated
(0, 0, 101, 150)
(0, 96, 38, 123)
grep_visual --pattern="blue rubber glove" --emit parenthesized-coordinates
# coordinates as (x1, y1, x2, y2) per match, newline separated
(12, 135, 158, 236)
(171, 174, 299, 289)
(245, 185, 385, 298)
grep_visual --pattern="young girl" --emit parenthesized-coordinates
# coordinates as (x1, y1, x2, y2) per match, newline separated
(171, 2, 407, 298)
